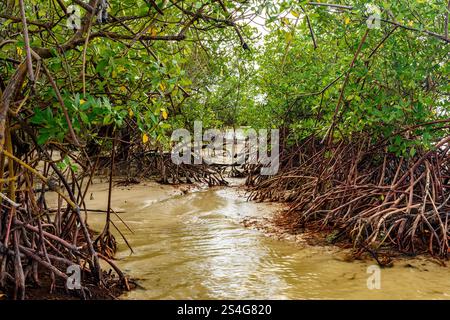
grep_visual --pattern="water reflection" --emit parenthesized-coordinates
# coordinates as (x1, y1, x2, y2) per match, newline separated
(85, 186, 450, 300)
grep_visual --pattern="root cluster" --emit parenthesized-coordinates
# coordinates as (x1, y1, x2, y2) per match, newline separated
(0, 145, 129, 299)
(111, 150, 229, 186)
(248, 135, 450, 259)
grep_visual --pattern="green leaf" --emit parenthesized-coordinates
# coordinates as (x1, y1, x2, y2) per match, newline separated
(80, 112, 89, 124)
(37, 133, 50, 145)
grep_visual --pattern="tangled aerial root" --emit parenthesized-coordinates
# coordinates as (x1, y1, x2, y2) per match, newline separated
(162, 158, 229, 186)
(248, 135, 450, 260)
(110, 151, 228, 186)
(94, 230, 117, 260)
(0, 143, 130, 299)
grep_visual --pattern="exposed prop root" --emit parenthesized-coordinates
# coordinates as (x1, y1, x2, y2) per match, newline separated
(0, 128, 129, 299)
(248, 134, 450, 259)
(94, 232, 117, 261)
(161, 156, 229, 186)
(107, 149, 229, 186)
(94, 135, 118, 259)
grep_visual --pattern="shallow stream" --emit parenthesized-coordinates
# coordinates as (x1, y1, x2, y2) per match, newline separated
(73, 180, 450, 299)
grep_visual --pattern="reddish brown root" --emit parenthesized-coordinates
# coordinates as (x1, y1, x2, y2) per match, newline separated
(247, 134, 450, 259)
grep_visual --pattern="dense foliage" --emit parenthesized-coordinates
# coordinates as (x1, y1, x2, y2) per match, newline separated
(1, 1, 448, 155)
(255, 0, 449, 156)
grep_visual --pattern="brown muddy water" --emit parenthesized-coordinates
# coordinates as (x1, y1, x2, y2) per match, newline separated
(50, 179, 450, 299)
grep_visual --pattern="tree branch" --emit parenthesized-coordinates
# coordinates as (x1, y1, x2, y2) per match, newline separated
(33, 32, 186, 58)
(18, 0, 34, 82)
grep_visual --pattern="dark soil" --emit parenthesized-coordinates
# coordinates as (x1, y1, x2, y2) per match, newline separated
(2, 270, 131, 300)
